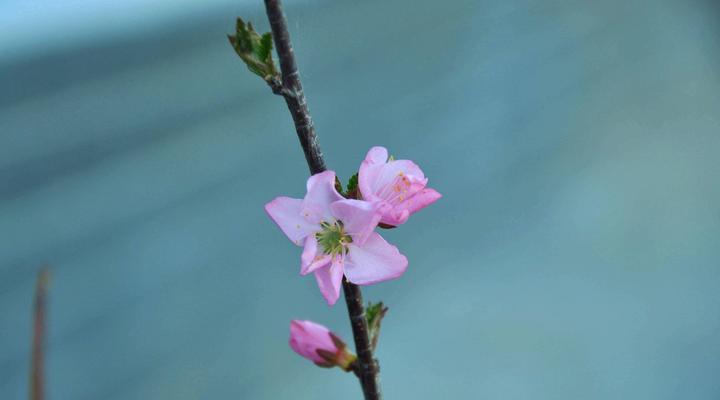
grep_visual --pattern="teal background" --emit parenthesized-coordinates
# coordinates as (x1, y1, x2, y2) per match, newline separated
(1, 0, 719, 398)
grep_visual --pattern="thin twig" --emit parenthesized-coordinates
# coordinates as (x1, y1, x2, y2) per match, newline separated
(342, 279, 382, 399)
(29, 268, 49, 400)
(260, 1, 382, 398)
(263, 0, 325, 175)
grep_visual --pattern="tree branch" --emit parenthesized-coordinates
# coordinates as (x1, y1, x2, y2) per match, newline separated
(343, 279, 382, 399)
(261, 1, 382, 398)
(29, 268, 49, 400)
(263, 0, 325, 175)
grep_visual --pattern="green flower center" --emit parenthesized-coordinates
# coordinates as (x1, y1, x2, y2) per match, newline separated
(316, 221, 352, 256)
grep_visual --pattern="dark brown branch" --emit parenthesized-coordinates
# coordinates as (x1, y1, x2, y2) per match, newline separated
(29, 268, 49, 400)
(260, 1, 381, 399)
(343, 279, 382, 399)
(263, 0, 325, 175)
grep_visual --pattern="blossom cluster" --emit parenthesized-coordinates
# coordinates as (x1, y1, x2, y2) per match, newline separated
(265, 146, 440, 366)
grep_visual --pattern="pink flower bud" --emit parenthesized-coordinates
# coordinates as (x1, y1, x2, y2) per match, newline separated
(289, 320, 355, 370)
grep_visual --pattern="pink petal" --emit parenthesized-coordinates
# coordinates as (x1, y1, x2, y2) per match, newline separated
(344, 232, 408, 285)
(264, 196, 317, 246)
(289, 320, 336, 363)
(372, 160, 425, 193)
(359, 148, 387, 202)
(302, 171, 344, 224)
(379, 208, 410, 226)
(300, 237, 332, 275)
(404, 188, 442, 215)
(365, 146, 389, 164)
(314, 257, 345, 305)
(329, 199, 381, 246)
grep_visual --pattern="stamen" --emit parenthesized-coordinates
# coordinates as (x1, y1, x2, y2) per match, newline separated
(315, 220, 353, 256)
(378, 173, 419, 205)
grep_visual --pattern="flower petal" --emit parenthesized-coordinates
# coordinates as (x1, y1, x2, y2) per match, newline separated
(372, 160, 425, 193)
(300, 237, 332, 275)
(404, 188, 442, 215)
(359, 148, 387, 202)
(379, 208, 410, 226)
(345, 232, 408, 285)
(329, 199, 381, 246)
(302, 171, 344, 224)
(365, 146, 389, 164)
(314, 257, 345, 305)
(301, 235, 317, 267)
(265, 196, 317, 246)
(289, 320, 336, 363)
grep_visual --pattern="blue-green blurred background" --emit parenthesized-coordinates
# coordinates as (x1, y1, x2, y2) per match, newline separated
(2, 0, 719, 398)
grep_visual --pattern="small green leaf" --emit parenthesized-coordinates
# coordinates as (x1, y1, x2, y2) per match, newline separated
(366, 301, 388, 351)
(259, 33, 274, 63)
(347, 173, 358, 193)
(228, 18, 279, 81)
(343, 173, 360, 199)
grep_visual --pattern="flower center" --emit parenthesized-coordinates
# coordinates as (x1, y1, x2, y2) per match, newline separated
(316, 220, 352, 256)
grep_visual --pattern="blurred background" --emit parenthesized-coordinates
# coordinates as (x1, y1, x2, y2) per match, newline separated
(1, 0, 719, 398)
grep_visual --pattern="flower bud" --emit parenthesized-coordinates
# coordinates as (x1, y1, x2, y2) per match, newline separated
(289, 320, 356, 371)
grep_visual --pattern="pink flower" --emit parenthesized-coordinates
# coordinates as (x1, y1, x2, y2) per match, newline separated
(289, 320, 355, 369)
(265, 171, 408, 305)
(358, 146, 441, 226)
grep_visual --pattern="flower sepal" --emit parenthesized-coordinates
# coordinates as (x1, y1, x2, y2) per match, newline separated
(377, 222, 397, 230)
(315, 332, 357, 372)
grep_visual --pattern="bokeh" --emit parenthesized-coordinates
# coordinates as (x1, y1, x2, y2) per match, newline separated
(2, 0, 719, 398)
